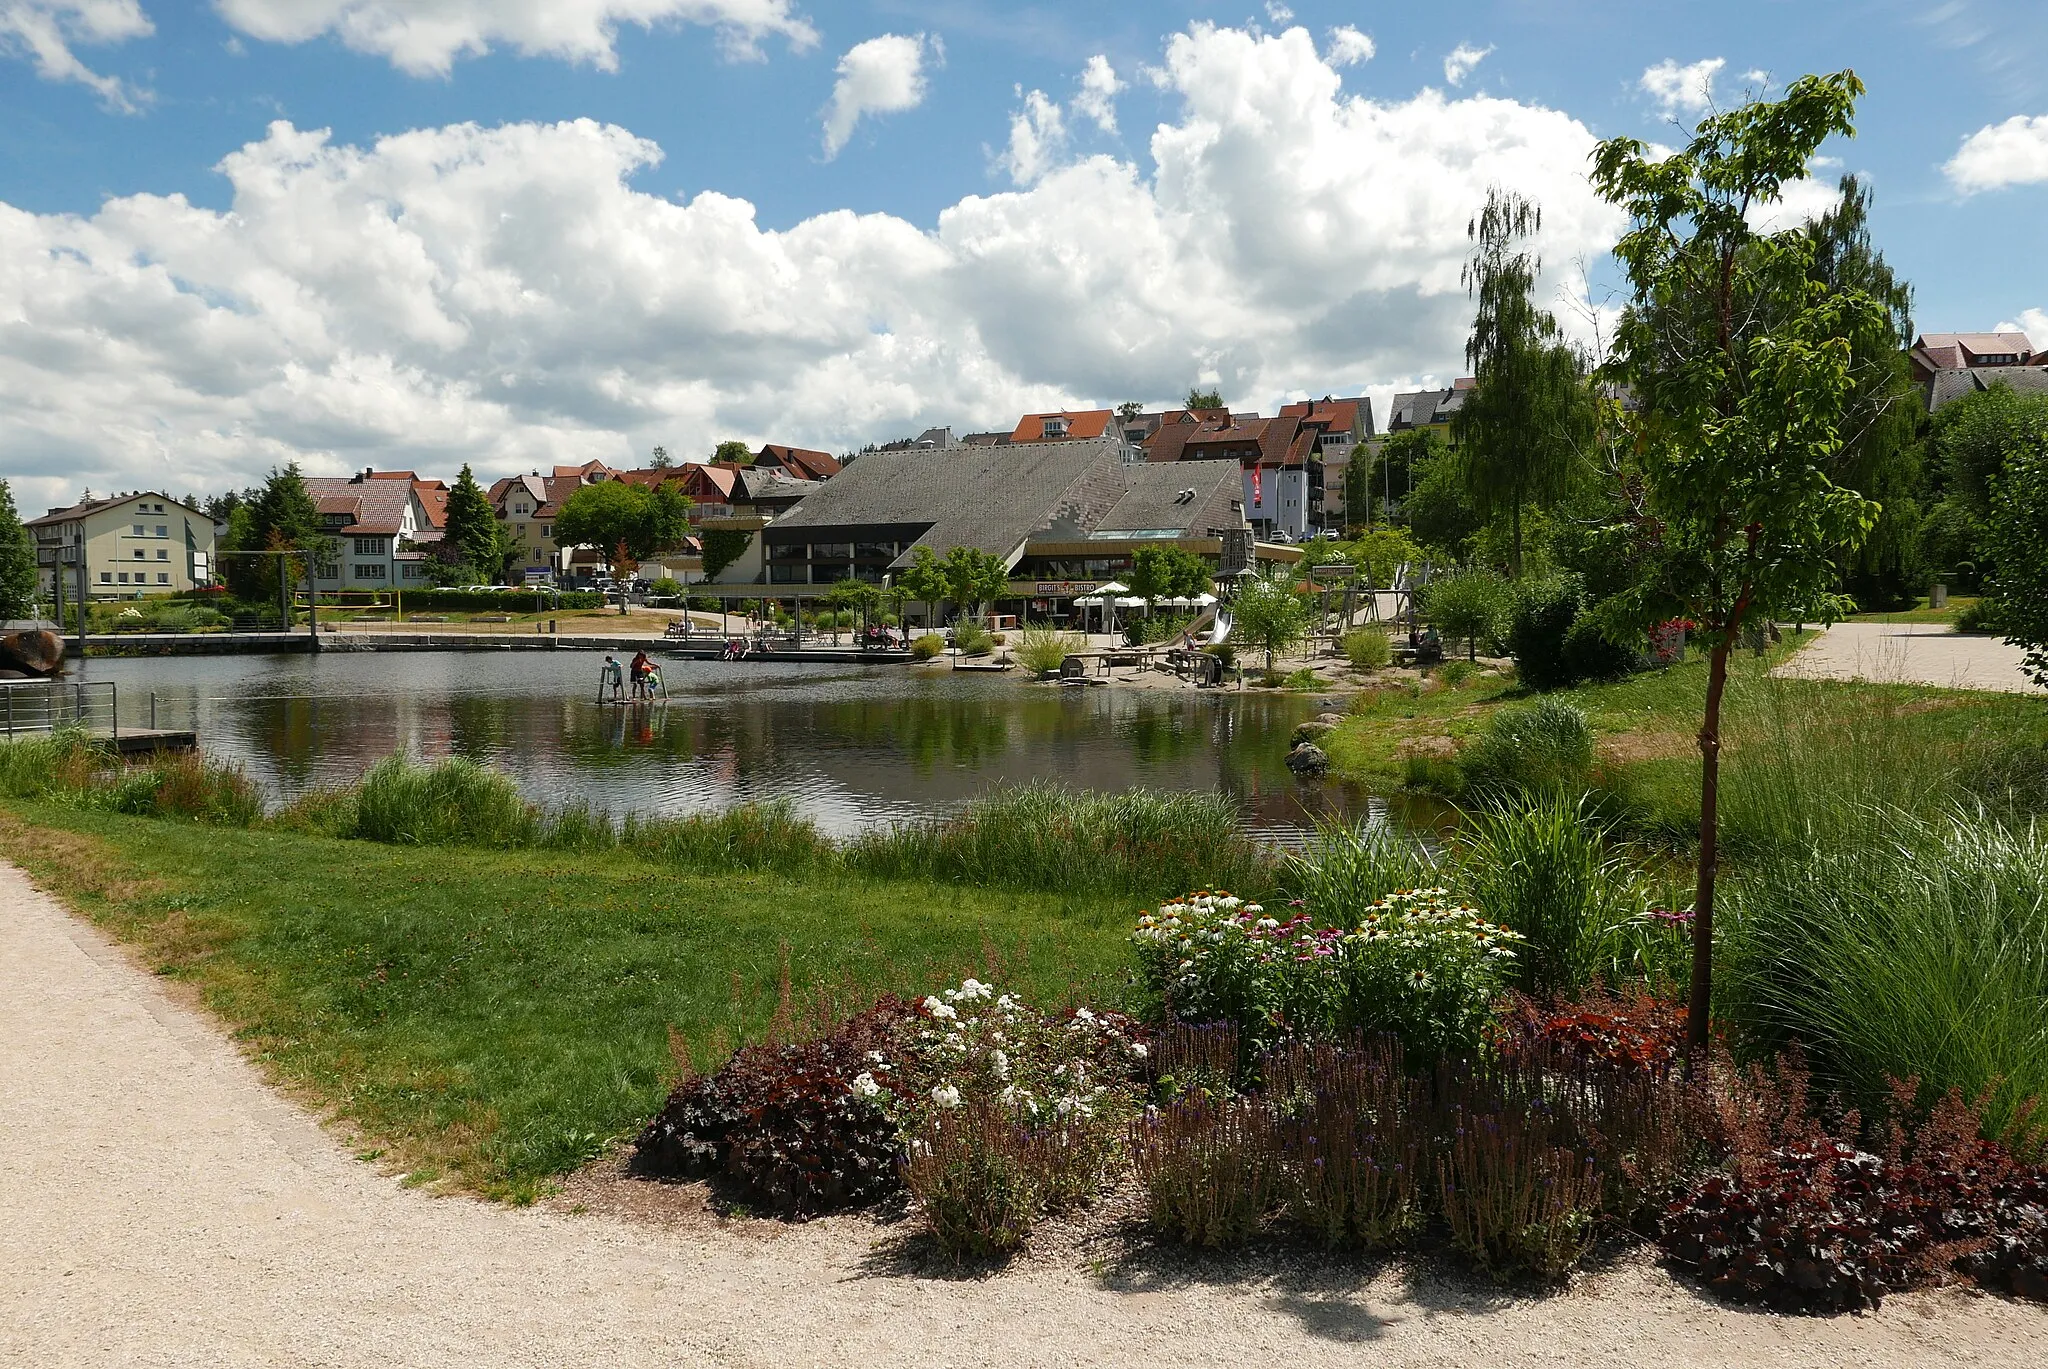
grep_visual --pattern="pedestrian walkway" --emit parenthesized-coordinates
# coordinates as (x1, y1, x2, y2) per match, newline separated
(1774, 621, 2042, 694)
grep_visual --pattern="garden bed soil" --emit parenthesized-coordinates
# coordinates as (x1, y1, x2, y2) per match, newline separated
(8, 857, 2045, 1366)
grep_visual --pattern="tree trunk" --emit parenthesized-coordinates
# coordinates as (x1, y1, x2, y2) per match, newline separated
(1687, 635, 1732, 1062)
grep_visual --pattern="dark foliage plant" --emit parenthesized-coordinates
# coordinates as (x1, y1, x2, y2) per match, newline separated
(633, 998, 913, 1218)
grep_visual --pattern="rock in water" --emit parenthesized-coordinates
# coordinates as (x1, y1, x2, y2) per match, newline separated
(0, 630, 63, 678)
(1285, 742, 1330, 777)
(1289, 720, 1334, 749)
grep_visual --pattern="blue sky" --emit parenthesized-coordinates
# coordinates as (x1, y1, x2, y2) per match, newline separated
(2, 0, 2044, 506)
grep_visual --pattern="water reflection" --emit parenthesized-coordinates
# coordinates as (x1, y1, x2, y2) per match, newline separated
(79, 651, 1397, 840)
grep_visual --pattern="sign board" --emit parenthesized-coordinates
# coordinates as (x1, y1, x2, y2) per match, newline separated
(189, 551, 210, 581)
(1310, 563, 1353, 583)
(1030, 581, 1100, 596)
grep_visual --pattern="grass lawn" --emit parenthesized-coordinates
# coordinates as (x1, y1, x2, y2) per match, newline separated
(0, 805, 1134, 1201)
(1847, 595, 1978, 625)
(1323, 630, 2048, 819)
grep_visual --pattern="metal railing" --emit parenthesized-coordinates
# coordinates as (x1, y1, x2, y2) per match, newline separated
(1, 680, 118, 739)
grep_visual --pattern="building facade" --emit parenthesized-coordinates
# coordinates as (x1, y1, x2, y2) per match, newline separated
(26, 492, 216, 601)
(302, 471, 446, 592)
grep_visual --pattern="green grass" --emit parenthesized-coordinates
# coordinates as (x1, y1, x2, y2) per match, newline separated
(0, 803, 1137, 1201)
(1847, 595, 1978, 625)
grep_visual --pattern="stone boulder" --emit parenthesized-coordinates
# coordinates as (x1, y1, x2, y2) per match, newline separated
(0, 630, 63, 679)
(1289, 720, 1334, 749)
(1285, 742, 1330, 777)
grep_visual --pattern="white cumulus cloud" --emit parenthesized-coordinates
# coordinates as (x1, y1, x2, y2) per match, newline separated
(1325, 25, 1373, 68)
(998, 87, 1065, 186)
(1639, 57, 1725, 117)
(212, 0, 817, 74)
(2000, 308, 2048, 351)
(821, 32, 933, 160)
(1072, 53, 1121, 133)
(1945, 114, 2048, 193)
(1442, 42, 1491, 87)
(0, 0, 152, 110)
(0, 23, 1624, 511)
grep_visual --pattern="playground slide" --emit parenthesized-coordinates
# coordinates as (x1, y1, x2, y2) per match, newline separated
(1208, 608, 1233, 645)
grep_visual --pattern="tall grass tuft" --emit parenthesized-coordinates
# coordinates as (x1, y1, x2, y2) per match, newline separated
(1012, 628, 1086, 675)
(108, 753, 264, 827)
(1457, 793, 1641, 1001)
(624, 802, 835, 874)
(1457, 697, 1594, 799)
(1723, 805, 2048, 1145)
(845, 782, 1274, 900)
(1282, 817, 1439, 921)
(0, 728, 104, 799)
(353, 754, 539, 847)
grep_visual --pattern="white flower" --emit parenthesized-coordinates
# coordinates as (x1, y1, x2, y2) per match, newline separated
(922, 995, 945, 1012)
(956, 978, 993, 1002)
(929, 1003, 958, 1021)
(1056, 1096, 1093, 1120)
(991, 1049, 1011, 1080)
(1074, 1007, 1097, 1022)
(1130, 1042, 1149, 1059)
(931, 1083, 962, 1109)
(850, 1072, 883, 1099)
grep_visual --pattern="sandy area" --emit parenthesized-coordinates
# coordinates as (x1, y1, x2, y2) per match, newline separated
(1775, 621, 2042, 694)
(5, 859, 2044, 1368)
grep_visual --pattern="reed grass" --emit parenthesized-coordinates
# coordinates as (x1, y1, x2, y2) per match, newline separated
(1281, 817, 1440, 920)
(1456, 794, 1642, 1001)
(354, 755, 539, 847)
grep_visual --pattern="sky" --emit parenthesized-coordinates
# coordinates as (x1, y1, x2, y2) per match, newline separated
(2, 0, 2045, 511)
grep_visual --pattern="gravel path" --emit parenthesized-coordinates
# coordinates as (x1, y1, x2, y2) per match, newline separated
(1774, 621, 2042, 693)
(5, 860, 2045, 1368)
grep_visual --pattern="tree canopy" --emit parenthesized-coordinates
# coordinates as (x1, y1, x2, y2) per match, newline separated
(1127, 544, 1211, 611)
(942, 545, 1011, 616)
(442, 464, 504, 580)
(713, 441, 755, 466)
(1231, 566, 1311, 672)
(896, 546, 949, 622)
(1592, 69, 1884, 1055)
(552, 479, 692, 572)
(225, 464, 321, 600)
(1183, 386, 1223, 410)
(1452, 189, 1598, 576)
(1985, 416, 2048, 687)
(0, 480, 37, 620)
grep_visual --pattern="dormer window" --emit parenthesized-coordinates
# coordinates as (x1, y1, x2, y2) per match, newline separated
(1043, 417, 1070, 438)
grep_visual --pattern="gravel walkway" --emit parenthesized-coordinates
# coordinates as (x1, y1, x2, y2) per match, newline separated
(5, 860, 2045, 1368)
(1774, 621, 2042, 693)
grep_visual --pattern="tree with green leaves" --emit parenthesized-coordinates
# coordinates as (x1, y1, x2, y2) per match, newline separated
(1592, 70, 1884, 1056)
(1403, 444, 1484, 558)
(1985, 416, 2048, 686)
(821, 577, 883, 643)
(942, 545, 1011, 620)
(1365, 429, 1443, 526)
(443, 464, 504, 581)
(1184, 386, 1223, 411)
(226, 464, 321, 602)
(699, 528, 752, 581)
(713, 440, 755, 466)
(1231, 565, 1311, 673)
(554, 479, 692, 608)
(0, 480, 37, 620)
(1453, 189, 1598, 577)
(648, 445, 673, 469)
(896, 545, 949, 629)
(1127, 544, 1212, 618)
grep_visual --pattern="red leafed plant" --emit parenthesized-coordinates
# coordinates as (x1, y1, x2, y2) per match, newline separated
(1496, 986, 1688, 1073)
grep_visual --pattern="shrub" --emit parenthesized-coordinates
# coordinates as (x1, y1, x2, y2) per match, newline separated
(902, 1100, 1049, 1258)
(1129, 1095, 1278, 1247)
(1955, 597, 2008, 635)
(1283, 667, 1327, 690)
(910, 633, 945, 661)
(353, 754, 538, 847)
(1504, 575, 1586, 691)
(954, 621, 995, 657)
(633, 998, 911, 1218)
(1130, 888, 1521, 1061)
(1421, 572, 1511, 660)
(1457, 697, 1594, 798)
(1437, 1106, 1599, 1281)
(1266, 1040, 1424, 1250)
(1438, 659, 1475, 686)
(1342, 629, 1392, 671)
(1457, 793, 1638, 1000)
(401, 588, 602, 612)
(1563, 612, 1636, 683)
(1013, 628, 1084, 675)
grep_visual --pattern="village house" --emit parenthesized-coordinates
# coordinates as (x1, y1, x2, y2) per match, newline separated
(299, 471, 446, 592)
(26, 491, 216, 601)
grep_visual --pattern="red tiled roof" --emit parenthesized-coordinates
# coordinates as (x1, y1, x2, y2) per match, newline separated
(303, 476, 419, 536)
(756, 444, 842, 481)
(1009, 410, 1115, 443)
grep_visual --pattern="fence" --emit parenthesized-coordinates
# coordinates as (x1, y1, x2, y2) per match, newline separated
(1, 680, 118, 739)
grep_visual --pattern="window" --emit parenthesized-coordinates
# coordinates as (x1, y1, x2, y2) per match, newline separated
(353, 537, 384, 556)
(1043, 417, 1070, 438)
(809, 542, 852, 561)
(133, 523, 146, 536)
(515, 502, 529, 515)
(354, 564, 387, 580)
(541, 524, 552, 538)
(118, 572, 129, 584)
(156, 525, 167, 537)
(854, 540, 894, 560)
(101, 572, 112, 583)
(402, 564, 423, 580)
(769, 563, 806, 583)
(157, 573, 170, 585)
(157, 549, 168, 560)
(134, 549, 146, 560)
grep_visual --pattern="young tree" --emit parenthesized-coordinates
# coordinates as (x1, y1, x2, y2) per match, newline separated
(1341, 442, 1374, 530)
(942, 545, 1011, 620)
(443, 464, 504, 580)
(713, 440, 755, 466)
(1128, 544, 1212, 619)
(896, 545, 949, 629)
(1592, 70, 1884, 1056)
(1184, 386, 1223, 411)
(648, 445, 674, 469)
(1231, 566, 1311, 673)
(0, 480, 37, 620)
(1453, 189, 1598, 577)
(1985, 417, 2048, 686)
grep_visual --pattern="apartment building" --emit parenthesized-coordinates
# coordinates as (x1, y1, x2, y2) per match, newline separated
(25, 492, 216, 600)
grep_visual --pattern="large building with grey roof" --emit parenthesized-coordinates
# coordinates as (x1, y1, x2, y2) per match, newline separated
(754, 435, 1257, 604)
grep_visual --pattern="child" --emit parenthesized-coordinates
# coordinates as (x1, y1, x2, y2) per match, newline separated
(601, 654, 624, 700)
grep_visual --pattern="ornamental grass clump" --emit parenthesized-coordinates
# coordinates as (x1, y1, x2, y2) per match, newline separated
(1013, 628, 1085, 675)
(353, 754, 538, 847)
(1457, 794, 1641, 1001)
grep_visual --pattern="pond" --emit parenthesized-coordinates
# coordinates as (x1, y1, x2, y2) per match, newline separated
(72, 651, 1404, 841)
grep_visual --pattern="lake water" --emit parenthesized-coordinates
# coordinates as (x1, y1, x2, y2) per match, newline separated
(71, 651, 1397, 841)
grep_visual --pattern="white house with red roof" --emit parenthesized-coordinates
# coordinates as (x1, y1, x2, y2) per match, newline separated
(301, 470, 447, 591)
